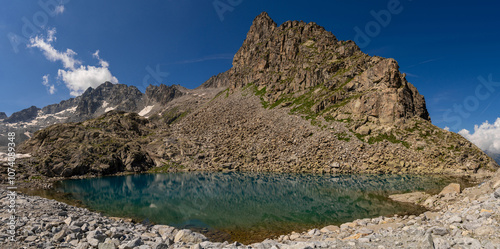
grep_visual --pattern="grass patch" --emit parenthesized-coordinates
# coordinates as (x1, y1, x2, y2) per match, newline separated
(335, 132, 351, 142)
(147, 161, 184, 173)
(367, 133, 410, 149)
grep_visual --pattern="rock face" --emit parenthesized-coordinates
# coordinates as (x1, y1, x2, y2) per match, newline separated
(17, 12, 499, 177)
(4, 105, 40, 123)
(0, 112, 7, 120)
(201, 12, 429, 125)
(21, 111, 155, 177)
(146, 84, 185, 106)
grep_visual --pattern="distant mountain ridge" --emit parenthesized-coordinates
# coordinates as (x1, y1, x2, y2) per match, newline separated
(0, 82, 186, 144)
(14, 12, 500, 177)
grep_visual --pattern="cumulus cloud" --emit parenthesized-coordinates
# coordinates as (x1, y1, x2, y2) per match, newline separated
(28, 29, 118, 96)
(42, 74, 56, 94)
(459, 118, 500, 161)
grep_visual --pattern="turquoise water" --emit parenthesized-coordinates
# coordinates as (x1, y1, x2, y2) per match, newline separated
(54, 173, 455, 243)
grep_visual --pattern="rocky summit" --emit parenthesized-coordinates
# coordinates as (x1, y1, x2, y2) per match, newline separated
(14, 12, 498, 179)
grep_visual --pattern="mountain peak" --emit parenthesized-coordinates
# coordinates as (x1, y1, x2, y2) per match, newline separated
(253, 12, 276, 27)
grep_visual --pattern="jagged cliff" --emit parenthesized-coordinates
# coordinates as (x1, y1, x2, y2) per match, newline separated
(202, 12, 429, 125)
(18, 12, 498, 178)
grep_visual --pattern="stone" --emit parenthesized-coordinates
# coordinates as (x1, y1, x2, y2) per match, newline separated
(24, 235, 37, 242)
(433, 237, 451, 249)
(75, 242, 90, 249)
(494, 187, 500, 198)
(64, 217, 72, 226)
(68, 225, 81, 233)
(151, 242, 170, 249)
(423, 211, 439, 221)
(430, 227, 448, 236)
(191, 244, 201, 249)
(448, 215, 462, 224)
(124, 238, 143, 248)
(358, 228, 374, 235)
(320, 225, 340, 233)
(456, 237, 481, 248)
(474, 226, 494, 236)
(52, 228, 67, 242)
(174, 229, 207, 243)
(439, 183, 461, 196)
(307, 229, 320, 236)
(98, 242, 117, 249)
(420, 233, 434, 249)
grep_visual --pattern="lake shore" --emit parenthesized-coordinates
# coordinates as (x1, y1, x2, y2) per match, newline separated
(1, 169, 499, 249)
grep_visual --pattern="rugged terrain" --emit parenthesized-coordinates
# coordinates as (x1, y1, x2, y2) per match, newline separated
(12, 12, 498, 179)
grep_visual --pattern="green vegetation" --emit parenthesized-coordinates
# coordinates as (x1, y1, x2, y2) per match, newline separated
(212, 88, 230, 101)
(367, 133, 410, 149)
(147, 161, 185, 173)
(351, 130, 410, 149)
(335, 132, 351, 142)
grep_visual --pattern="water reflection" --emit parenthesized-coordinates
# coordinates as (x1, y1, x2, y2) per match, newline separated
(56, 173, 453, 241)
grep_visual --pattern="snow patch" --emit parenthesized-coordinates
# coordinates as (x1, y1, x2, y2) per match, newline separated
(105, 107, 116, 112)
(24, 131, 31, 138)
(138, 105, 155, 116)
(55, 106, 77, 115)
(102, 101, 109, 108)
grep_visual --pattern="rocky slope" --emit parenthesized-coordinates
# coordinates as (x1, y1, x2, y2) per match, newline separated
(15, 12, 499, 178)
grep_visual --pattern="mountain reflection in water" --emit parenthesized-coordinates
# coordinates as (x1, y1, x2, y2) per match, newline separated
(55, 172, 455, 243)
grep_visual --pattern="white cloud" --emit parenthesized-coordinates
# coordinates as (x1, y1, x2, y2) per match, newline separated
(28, 29, 119, 96)
(29, 28, 80, 69)
(459, 118, 500, 160)
(55, 5, 65, 15)
(444, 126, 450, 131)
(58, 65, 118, 96)
(42, 74, 56, 94)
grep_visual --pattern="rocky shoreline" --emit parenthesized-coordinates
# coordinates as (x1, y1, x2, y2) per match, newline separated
(1, 170, 499, 249)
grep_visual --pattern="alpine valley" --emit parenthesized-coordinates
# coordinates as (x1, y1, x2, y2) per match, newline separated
(3, 12, 498, 179)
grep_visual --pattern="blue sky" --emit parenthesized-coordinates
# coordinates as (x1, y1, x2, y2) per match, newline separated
(1, 0, 499, 137)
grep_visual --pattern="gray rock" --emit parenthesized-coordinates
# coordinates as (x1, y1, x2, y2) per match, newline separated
(125, 238, 143, 248)
(173, 229, 207, 243)
(68, 225, 81, 233)
(448, 215, 462, 223)
(456, 237, 482, 249)
(151, 242, 170, 249)
(494, 187, 500, 198)
(433, 237, 451, 249)
(24, 235, 37, 242)
(430, 227, 448, 236)
(88, 238, 101, 247)
(474, 226, 495, 236)
(307, 229, 320, 236)
(99, 242, 117, 249)
(75, 242, 90, 249)
(52, 228, 67, 242)
(419, 233, 434, 249)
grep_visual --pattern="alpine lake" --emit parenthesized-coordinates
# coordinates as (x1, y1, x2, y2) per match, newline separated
(26, 172, 472, 244)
